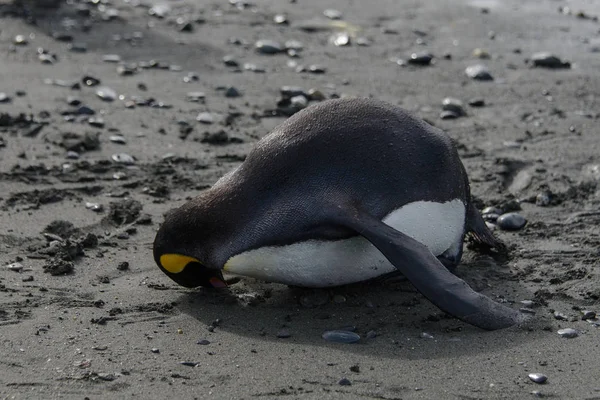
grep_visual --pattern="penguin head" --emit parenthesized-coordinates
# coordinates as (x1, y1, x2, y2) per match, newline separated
(153, 203, 227, 289)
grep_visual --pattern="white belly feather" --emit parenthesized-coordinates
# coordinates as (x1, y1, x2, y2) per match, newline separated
(223, 199, 466, 287)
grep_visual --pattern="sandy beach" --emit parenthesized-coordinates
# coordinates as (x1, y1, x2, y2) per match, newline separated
(1, 0, 599, 398)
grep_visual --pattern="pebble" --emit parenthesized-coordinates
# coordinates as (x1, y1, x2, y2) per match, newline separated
(201, 130, 229, 144)
(442, 97, 466, 116)
(276, 329, 291, 338)
(420, 332, 434, 339)
(223, 55, 239, 67)
(117, 262, 129, 271)
(68, 43, 88, 53)
(323, 9, 343, 20)
(255, 40, 283, 54)
(85, 202, 103, 212)
(149, 4, 170, 18)
(285, 40, 304, 51)
(290, 95, 308, 109)
(338, 378, 352, 386)
(83, 76, 101, 87)
(66, 151, 80, 159)
(183, 72, 199, 83)
(7, 262, 24, 272)
(109, 135, 127, 144)
(186, 92, 206, 102)
(472, 48, 490, 59)
(440, 110, 460, 120)
(117, 65, 137, 76)
(0, 93, 11, 103)
(243, 63, 265, 73)
(581, 310, 596, 320)
(465, 64, 494, 80)
(496, 212, 527, 231)
(197, 339, 210, 345)
(96, 87, 117, 102)
(307, 88, 325, 101)
(179, 361, 198, 367)
(102, 54, 121, 63)
(331, 32, 351, 47)
(307, 65, 326, 74)
(151, 348, 160, 354)
(274, 14, 288, 24)
(322, 330, 361, 344)
(531, 52, 570, 69)
(76, 105, 95, 115)
(111, 153, 135, 165)
(97, 373, 116, 381)
(39, 53, 55, 64)
(553, 311, 568, 320)
(528, 373, 547, 384)
(468, 98, 485, 107)
(14, 35, 28, 45)
(88, 117, 105, 128)
(225, 87, 241, 98)
(407, 52, 433, 66)
(557, 328, 578, 338)
(536, 192, 551, 206)
(66, 96, 81, 106)
(196, 112, 214, 124)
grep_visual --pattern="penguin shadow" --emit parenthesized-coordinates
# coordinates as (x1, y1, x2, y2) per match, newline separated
(175, 257, 545, 361)
(0, 0, 223, 70)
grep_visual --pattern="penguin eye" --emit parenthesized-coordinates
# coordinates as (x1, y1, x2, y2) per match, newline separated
(160, 254, 201, 274)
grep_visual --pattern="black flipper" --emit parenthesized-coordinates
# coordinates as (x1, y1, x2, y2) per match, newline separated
(337, 210, 523, 330)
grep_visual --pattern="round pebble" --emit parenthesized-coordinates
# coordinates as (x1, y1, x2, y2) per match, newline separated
(528, 373, 547, 384)
(338, 377, 351, 386)
(465, 64, 494, 80)
(557, 328, 578, 338)
(322, 330, 360, 344)
(496, 212, 527, 231)
(331, 32, 351, 47)
(581, 310, 596, 320)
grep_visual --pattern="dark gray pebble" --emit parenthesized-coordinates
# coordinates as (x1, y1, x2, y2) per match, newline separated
(225, 87, 241, 98)
(338, 378, 351, 386)
(83, 76, 101, 86)
(528, 373, 547, 384)
(557, 328, 578, 338)
(277, 329, 291, 338)
(442, 97, 466, 116)
(468, 98, 485, 107)
(197, 339, 210, 345)
(67, 96, 81, 106)
(117, 261, 129, 271)
(68, 43, 88, 53)
(496, 212, 527, 231)
(322, 330, 360, 344)
(465, 64, 494, 80)
(88, 117, 105, 128)
(179, 361, 198, 367)
(531, 52, 570, 69)
(223, 55, 239, 67)
(76, 105, 95, 115)
(581, 310, 596, 320)
(255, 40, 283, 54)
(408, 52, 433, 66)
(440, 110, 460, 120)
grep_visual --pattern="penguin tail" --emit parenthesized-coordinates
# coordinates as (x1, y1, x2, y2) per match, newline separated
(466, 201, 506, 251)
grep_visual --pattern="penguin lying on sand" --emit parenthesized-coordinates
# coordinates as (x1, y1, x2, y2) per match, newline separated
(153, 97, 524, 330)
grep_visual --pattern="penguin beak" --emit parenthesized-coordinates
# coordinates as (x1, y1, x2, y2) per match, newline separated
(159, 254, 227, 288)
